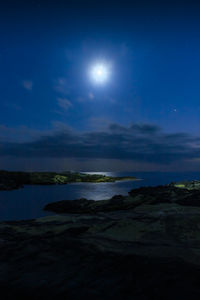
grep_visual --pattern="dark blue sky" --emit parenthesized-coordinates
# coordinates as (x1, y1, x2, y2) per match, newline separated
(0, 0, 200, 171)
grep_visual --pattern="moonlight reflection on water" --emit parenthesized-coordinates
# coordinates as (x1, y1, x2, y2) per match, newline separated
(0, 172, 200, 220)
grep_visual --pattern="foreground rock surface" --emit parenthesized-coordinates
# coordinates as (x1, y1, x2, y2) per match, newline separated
(1, 182, 200, 299)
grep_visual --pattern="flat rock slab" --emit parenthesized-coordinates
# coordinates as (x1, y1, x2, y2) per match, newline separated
(0, 204, 200, 298)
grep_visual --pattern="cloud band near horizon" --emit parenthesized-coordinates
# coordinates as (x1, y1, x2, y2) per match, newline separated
(0, 123, 200, 170)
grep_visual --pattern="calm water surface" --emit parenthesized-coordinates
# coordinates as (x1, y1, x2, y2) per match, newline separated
(0, 172, 200, 221)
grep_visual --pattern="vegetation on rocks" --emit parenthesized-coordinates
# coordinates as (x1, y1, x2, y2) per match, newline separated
(169, 180, 200, 190)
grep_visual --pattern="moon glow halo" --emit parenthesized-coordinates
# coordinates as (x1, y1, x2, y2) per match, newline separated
(89, 63, 110, 84)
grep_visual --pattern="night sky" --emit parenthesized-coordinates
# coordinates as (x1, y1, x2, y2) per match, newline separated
(0, 0, 200, 171)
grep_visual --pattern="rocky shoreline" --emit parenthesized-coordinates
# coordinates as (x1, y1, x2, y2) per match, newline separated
(1, 180, 200, 299)
(44, 180, 200, 213)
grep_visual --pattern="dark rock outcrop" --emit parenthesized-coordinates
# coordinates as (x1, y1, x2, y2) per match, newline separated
(44, 182, 200, 214)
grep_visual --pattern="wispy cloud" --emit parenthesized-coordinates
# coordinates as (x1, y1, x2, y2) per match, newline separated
(0, 125, 44, 143)
(22, 80, 33, 91)
(54, 78, 72, 95)
(87, 117, 113, 131)
(57, 98, 72, 111)
(88, 92, 94, 100)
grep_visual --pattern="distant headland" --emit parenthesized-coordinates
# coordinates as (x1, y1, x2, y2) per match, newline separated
(0, 170, 137, 191)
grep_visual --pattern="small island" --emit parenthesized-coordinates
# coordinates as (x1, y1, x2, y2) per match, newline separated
(0, 170, 137, 191)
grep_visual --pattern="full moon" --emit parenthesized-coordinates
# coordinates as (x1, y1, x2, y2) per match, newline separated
(89, 63, 110, 84)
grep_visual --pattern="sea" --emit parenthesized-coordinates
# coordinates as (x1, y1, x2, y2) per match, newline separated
(0, 171, 200, 221)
